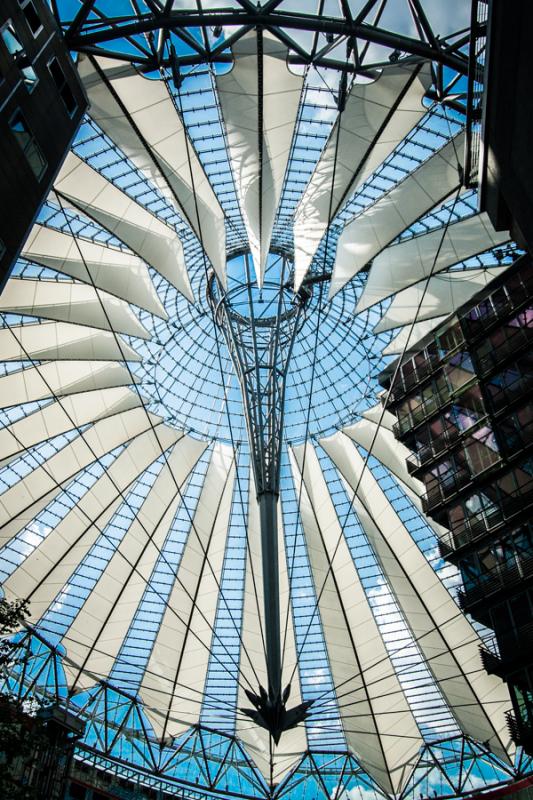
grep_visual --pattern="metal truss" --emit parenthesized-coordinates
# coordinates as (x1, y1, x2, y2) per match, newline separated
(51, 1, 472, 90)
(3, 628, 533, 800)
(6, 3, 514, 795)
(208, 254, 309, 498)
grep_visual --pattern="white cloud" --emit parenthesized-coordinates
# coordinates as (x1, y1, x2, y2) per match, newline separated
(307, 667, 329, 686)
(16, 520, 51, 558)
(332, 785, 383, 800)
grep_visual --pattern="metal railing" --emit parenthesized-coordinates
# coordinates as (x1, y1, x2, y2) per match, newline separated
(463, 0, 488, 188)
(458, 555, 533, 609)
(481, 622, 533, 670)
(506, 710, 533, 750)
(475, 325, 533, 377)
(422, 470, 473, 512)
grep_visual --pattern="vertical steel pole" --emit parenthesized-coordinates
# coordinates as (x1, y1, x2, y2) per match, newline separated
(258, 490, 281, 701)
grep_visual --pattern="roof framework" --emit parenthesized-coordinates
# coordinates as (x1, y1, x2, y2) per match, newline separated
(1, 1, 530, 798)
(58, 1, 471, 76)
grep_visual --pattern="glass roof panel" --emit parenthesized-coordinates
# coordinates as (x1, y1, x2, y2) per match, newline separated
(0, 3, 528, 798)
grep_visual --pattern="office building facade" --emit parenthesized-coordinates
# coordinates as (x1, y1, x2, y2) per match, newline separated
(381, 253, 533, 754)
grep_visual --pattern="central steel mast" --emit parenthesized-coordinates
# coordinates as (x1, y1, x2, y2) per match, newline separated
(208, 253, 312, 741)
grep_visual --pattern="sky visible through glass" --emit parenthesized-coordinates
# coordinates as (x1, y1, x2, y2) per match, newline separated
(0, 2, 528, 797)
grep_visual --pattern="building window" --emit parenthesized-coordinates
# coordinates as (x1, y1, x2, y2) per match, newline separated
(511, 678, 533, 731)
(1, 21, 38, 90)
(18, 0, 43, 37)
(68, 782, 86, 799)
(20, 61, 37, 89)
(9, 110, 47, 180)
(48, 57, 77, 116)
(1, 22, 24, 56)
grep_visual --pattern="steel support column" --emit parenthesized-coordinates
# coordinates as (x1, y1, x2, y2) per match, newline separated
(259, 489, 281, 701)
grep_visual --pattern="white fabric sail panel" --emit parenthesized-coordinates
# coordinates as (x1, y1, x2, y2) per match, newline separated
(374, 267, 508, 333)
(0, 407, 162, 535)
(290, 443, 422, 794)
(141, 444, 235, 741)
(55, 153, 192, 300)
(358, 212, 510, 312)
(22, 225, 166, 318)
(78, 56, 226, 287)
(343, 415, 424, 497)
(62, 435, 208, 691)
(294, 64, 431, 289)
(0, 322, 141, 363)
(0, 361, 137, 408)
(216, 31, 303, 286)
(3, 424, 180, 603)
(238, 473, 266, 697)
(0, 387, 142, 468)
(329, 133, 465, 298)
(356, 503, 513, 760)
(320, 432, 512, 759)
(383, 316, 448, 356)
(341, 412, 449, 540)
(236, 471, 306, 783)
(0, 278, 150, 340)
(360, 403, 395, 431)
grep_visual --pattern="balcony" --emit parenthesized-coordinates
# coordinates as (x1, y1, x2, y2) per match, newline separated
(422, 470, 475, 514)
(499, 415, 533, 458)
(481, 622, 533, 674)
(406, 425, 477, 475)
(461, 296, 514, 341)
(406, 409, 533, 484)
(460, 265, 533, 343)
(436, 479, 533, 554)
(393, 417, 410, 439)
(388, 354, 442, 403)
(438, 538, 454, 560)
(392, 378, 481, 440)
(480, 644, 504, 677)
(486, 373, 533, 415)
(406, 452, 421, 475)
(476, 325, 533, 378)
(439, 510, 507, 554)
(393, 395, 444, 438)
(457, 555, 533, 610)
(506, 710, 533, 752)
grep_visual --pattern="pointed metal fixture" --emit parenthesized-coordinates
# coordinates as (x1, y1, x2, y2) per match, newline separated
(240, 683, 313, 745)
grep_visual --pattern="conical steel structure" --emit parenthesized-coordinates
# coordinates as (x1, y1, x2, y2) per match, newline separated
(0, 3, 529, 798)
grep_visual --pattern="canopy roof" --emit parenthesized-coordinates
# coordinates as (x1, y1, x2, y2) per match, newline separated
(0, 3, 526, 799)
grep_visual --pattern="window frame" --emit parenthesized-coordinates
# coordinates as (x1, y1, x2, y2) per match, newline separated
(18, 0, 44, 38)
(47, 55, 78, 117)
(8, 108, 47, 180)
